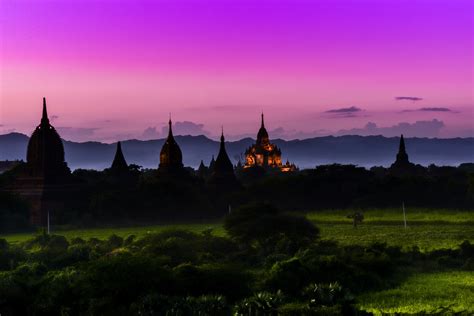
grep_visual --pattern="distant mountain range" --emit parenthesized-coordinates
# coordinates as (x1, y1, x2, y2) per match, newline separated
(0, 132, 473, 170)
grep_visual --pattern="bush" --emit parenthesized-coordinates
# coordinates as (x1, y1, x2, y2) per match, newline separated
(224, 202, 319, 254)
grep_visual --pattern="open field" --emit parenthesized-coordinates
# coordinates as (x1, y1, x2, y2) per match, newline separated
(309, 209, 474, 251)
(0, 208, 472, 314)
(357, 271, 474, 315)
(2, 209, 473, 251)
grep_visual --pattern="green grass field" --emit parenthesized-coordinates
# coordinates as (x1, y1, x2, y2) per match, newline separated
(0, 208, 473, 314)
(310, 209, 474, 251)
(357, 271, 474, 315)
(2, 209, 473, 251)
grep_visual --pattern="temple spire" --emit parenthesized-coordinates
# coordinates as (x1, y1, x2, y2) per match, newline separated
(261, 112, 265, 128)
(168, 114, 173, 138)
(399, 134, 406, 154)
(111, 141, 128, 171)
(41, 97, 50, 126)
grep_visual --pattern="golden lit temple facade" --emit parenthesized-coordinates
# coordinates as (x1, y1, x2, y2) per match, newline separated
(244, 114, 296, 172)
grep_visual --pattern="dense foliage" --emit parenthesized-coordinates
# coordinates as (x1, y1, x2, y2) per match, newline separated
(1, 163, 472, 229)
(0, 204, 472, 315)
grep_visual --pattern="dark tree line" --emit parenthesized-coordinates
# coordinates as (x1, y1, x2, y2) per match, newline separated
(0, 163, 473, 230)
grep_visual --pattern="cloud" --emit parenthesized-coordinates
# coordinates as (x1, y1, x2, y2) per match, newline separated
(335, 119, 445, 138)
(56, 127, 100, 141)
(142, 127, 160, 140)
(395, 96, 423, 102)
(51, 115, 59, 121)
(401, 107, 454, 113)
(325, 106, 362, 113)
(164, 121, 210, 136)
(141, 121, 210, 139)
(226, 127, 331, 141)
(323, 106, 365, 118)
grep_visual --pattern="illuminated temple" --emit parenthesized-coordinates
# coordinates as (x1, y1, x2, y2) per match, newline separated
(244, 114, 296, 172)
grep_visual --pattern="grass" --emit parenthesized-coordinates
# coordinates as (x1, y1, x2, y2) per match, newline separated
(0, 209, 472, 313)
(357, 271, 474, 315)
(1, 223, 225, 244)
(1, 209, 473, 251)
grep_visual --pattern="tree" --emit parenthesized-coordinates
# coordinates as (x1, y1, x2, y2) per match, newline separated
(224, 203, 319, 253)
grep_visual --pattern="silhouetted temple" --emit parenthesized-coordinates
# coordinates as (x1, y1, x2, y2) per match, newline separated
(244, 113, 296, 172)
(158, 118, 186, 177)
(110, 141, 128, 172)
(6, 98, 74, 226)
(197, 160, 208, 179)
(27, 98, 70, 179)
(390, 134, 416, 174)
(208, 129, 239, 188)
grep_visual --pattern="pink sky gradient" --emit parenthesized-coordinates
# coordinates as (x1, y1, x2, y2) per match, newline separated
(0, 0, 472, 142)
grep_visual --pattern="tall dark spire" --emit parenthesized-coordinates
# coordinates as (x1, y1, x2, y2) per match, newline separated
(257, 112, 269, 146)
(158, 114, 184, 172)
(168, 114, 173, 138)
(111, 141, 128, 171)
(41, 97, 50, 126)
(209, 127, 238, 187)
(393, 134, 410, 167)
(399, 134, 406, 154)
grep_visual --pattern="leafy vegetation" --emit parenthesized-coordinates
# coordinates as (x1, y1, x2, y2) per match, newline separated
(358, 271, 474, 315)
(0, 204, 472, 315)
(3, 209, 472, 252)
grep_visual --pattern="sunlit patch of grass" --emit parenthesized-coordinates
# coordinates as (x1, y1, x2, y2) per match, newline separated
(318, 224, 474, 251)
(307, 208, 474, 225)
(357, 271, 474, 315)
(2, 209, 472, 251)
(307, 208, 474, 251)
(1, 223, 225, 244)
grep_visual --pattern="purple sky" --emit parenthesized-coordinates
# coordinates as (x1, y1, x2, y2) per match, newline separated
(0, 0, 472, 142)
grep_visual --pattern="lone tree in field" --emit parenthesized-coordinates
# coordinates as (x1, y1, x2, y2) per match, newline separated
(224, 202, 319, 253)
(347, 211, 364, 228)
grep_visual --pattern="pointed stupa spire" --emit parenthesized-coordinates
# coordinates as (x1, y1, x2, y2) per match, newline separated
(199, 159, 206, 169)
(41, 97, 50, 126)
(168, 113, 173, 138)
(210, 125, 237, 185)
(257, 112, 269, 145)
(111, 141, 128, 171)
(158, 113, 184, 171)
(399, 134, 406, 154)
(393, 134, 410, 167)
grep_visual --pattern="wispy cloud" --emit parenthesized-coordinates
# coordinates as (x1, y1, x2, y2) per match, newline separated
(401, 107, 455, 113)
(336, 119, 445, 137)
(395, 96, 423, 102)
(323, 106, 365, 118)
(142, 127, 160, 140)
(141, 121, 211, 140)
(325, 106, 362, 113)
(57, 127, 100, 141)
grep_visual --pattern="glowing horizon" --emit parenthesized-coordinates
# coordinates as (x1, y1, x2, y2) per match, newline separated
(0, 0, 472, 142)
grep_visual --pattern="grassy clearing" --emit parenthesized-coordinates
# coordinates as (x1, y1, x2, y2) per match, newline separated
(357, 271, 474, 315)
(2, 223, 225, 244)
(318, 224, 473, 251)
(307, 209, 474, 225)
(309, 209, 474, 251)
(2, 209, 473, 251)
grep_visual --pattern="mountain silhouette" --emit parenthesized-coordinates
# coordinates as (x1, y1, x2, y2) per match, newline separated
(0, 132, 472, 170)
